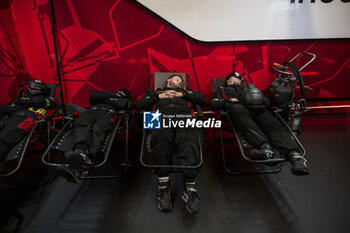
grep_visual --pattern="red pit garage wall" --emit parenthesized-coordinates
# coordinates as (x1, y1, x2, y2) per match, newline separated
(0, 0, 349, 113)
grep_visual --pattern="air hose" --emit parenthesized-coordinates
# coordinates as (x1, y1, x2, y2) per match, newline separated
(283, 61, 306, 100)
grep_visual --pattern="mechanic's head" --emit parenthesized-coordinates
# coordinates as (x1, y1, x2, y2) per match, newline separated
(26, 79, 50, 96)
(166, 75, 183, 89)
(225, 72, 242, 86)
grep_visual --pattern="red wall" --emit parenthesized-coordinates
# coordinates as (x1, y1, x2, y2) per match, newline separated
(0, 0, 30, 103)
(0, 0, 349, 113)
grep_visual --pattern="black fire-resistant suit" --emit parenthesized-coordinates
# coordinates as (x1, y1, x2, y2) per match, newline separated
(0, 94, 56, 161)
(211, 84, 300, 158)
(137, 87, 205, 182)
(72, 90, 131, 161)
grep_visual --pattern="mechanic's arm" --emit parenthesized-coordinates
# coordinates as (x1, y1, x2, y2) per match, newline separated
(90, 90, 119, 106)
(211, 88, 239, 110)
(14, 96, 54, 109)
(0, 102, 22, 116)
(136, 89, 160, 110)
(181, 88, 205, 105)
(105, 97, 131, 110)
(211, 88, 228, 110)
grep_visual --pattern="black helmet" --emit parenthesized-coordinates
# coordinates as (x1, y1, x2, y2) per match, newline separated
(241, 84, 265, 108)
(27, 79, 49, 96)
(225, 72, 242, 81)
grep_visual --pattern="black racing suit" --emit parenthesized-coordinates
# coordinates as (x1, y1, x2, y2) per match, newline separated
(73, 90, 131, 161)
(211, 84, 300, 159)
(137, 87, 205, 182)
(0, 94, 56, 161)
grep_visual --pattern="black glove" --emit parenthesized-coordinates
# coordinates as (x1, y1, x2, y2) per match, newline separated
(224, 97, 239, 108)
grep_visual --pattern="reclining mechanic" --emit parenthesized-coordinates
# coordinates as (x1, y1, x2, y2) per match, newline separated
(57, 88, 132, 183)
(0, 79, 56, 161)
(211, 72, 309, 175)
(137, 74, 205, 214)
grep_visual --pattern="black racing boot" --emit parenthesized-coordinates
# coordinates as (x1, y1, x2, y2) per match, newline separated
(156, 177, 172, 212)
(65, 149, 93, 172)
(182, 182, 200, 214)
(289, 151, 310, 175)
(250, 143, 275, 160)
(56, 165, 81, 183)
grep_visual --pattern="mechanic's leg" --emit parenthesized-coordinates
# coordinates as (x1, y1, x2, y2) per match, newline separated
(73, 111, 96, 152)
(254, 110, 309, 175)
(0, 119, 4, 130)
(175, 127, 200, 181)
(61, 111, 96, 182)
(254, 109, 298, 155)
(0, 137, 9, 161)
(228, 104, 268, 148)
(175, 127, 200, 214)
(0, 116, 34, 161)
(151, 128, 174, 212)
(227, 104, 274, 160)
(90, 111, 115, 161)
